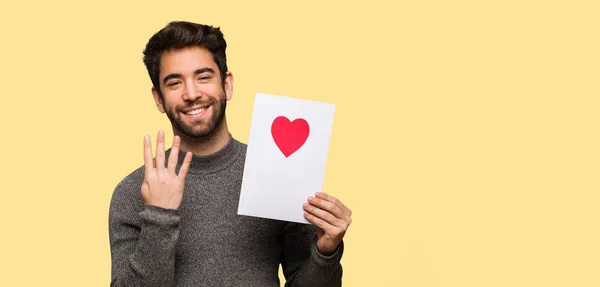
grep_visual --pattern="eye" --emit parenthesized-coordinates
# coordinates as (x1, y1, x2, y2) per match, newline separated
(167, 81, 181, 87)
(198, 75, 212, 82)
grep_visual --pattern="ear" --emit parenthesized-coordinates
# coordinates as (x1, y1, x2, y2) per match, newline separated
(224, 71, 234, 101)
(152, 86, 166, 113)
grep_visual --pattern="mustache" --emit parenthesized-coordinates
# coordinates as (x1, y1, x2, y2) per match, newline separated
(176, 97, 217, 110)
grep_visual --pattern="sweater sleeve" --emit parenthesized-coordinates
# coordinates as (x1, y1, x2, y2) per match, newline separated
(280, 222, 344, 287)
(108, 177, 181, 287)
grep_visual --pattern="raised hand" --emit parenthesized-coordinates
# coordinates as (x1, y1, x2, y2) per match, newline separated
(303, 192, 352, 255)
(141, 130, 193, 209)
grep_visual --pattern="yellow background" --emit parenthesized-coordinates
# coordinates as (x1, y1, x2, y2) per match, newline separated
(1, 0, 599, 286)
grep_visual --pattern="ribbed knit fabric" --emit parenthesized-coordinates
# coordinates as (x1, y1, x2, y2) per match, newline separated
(109, 135, 343, 286)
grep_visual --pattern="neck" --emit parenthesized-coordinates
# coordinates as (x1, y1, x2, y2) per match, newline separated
(175, 118, 231, 156)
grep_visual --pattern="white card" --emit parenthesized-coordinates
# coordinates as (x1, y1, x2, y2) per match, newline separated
(237, 93, 336, 224)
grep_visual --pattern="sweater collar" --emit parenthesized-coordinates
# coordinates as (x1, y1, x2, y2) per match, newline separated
(165, 134, 244, 175)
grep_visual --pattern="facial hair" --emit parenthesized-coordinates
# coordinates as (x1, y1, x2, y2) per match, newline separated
(164, 93, 227, 139)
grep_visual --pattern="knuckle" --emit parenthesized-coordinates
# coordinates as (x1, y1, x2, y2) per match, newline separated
(319, 221, 329, 229)
(343, 221, 350, 230)
(325, 213, 336, 222)
(331, 228, 343, 237)
(333, 205, 343, 215)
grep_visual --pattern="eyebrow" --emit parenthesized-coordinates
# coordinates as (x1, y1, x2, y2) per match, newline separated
(162, 68, 216, 86)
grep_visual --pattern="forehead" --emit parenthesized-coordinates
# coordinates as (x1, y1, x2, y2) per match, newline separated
(159, 46, 218, 78)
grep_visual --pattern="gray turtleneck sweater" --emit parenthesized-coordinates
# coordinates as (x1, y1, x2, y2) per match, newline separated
(108, 136, 344, 286)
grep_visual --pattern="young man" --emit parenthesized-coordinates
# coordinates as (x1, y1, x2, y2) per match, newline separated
(108, 21, 352, 286)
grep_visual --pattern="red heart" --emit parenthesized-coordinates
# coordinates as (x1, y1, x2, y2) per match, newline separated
(271, 116, 310, 157)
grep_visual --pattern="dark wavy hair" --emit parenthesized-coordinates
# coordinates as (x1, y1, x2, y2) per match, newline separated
(142, 21, 228, 98)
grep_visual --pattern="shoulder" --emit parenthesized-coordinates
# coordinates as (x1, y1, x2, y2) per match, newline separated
(233, 137, 247, 150)
(232, 137, 248, 160)
(114, 165, 145, 192)
(110, 165, 145, 208)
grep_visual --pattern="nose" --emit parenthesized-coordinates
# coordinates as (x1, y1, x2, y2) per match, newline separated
(182, 79, 200, 102)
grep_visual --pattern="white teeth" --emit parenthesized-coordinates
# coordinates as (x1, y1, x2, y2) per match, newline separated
(186, 108, 205, 115)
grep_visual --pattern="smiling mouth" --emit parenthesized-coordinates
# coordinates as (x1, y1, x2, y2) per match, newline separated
(182, 105, 209, 116)
(186, 108, 205, 115)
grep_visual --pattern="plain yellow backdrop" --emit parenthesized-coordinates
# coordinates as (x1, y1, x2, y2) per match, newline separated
(1, 0, 599, 286)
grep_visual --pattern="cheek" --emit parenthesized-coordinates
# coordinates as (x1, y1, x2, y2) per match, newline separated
(199, 84, 221, 96)
(161, 94, 180, 110)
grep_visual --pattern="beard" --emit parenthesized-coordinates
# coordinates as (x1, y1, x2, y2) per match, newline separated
(164, 93, 227, 139)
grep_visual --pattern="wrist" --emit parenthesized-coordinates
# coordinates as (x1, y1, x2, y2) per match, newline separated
(317, 242, 339, 256)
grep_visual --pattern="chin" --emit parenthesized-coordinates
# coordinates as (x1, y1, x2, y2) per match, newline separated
(184, 124, 221, 139)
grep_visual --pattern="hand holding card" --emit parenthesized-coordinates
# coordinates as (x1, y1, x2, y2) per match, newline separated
(303, 191, 352, 255)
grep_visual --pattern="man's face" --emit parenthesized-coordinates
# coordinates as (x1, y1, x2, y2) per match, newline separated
(152, 46, 232, 139)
